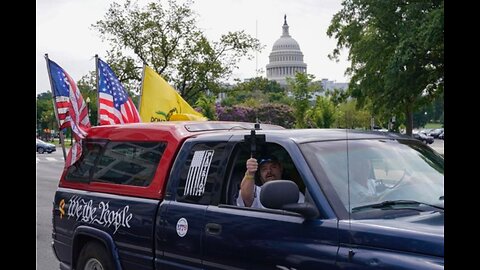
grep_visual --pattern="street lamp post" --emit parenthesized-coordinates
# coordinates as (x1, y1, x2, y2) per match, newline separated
(86, 97, 91, 117)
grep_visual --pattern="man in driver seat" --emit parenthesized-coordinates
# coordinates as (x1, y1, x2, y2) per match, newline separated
(237, 155, 305, 208)
(350, 157, 387, 201)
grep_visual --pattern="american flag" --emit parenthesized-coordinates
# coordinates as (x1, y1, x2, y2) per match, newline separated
(97, 58, 141, 125)
(47, 59, 91, 166)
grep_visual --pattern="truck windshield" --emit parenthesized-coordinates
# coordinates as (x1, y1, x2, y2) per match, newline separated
(299, 139, 444, 219)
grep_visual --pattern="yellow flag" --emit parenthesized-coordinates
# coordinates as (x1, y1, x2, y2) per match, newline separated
(139, 66, 207, 122)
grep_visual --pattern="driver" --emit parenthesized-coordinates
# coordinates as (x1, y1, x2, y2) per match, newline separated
(349, 158, 386, 200)
(237, 155, 305, 208)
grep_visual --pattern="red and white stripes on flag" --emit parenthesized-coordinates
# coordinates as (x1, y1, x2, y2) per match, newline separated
(54, 95, 70, 130)
(46, 58, 91, 167)
(65, 72, 89, 140)
(98, 92, 140, 125)
(97, 58, 141, 125)
(65, 140, 84, 168)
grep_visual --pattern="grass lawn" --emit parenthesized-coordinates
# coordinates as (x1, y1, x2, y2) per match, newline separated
(50, 138, 74, 146)
(425, 122, 443, 129)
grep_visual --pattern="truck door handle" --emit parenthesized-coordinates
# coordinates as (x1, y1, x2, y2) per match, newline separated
(205, 223, 222, 235)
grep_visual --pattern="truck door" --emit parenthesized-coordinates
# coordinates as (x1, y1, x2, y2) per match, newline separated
(203, 140, 339, 269)
(155, 138, 230, 270)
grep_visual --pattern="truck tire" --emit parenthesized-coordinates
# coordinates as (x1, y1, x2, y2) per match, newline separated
(76, 241, 114, 270)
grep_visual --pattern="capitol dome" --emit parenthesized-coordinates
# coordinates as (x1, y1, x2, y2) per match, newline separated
(266, 15, 307, 86)
(272, 36, 300, 50)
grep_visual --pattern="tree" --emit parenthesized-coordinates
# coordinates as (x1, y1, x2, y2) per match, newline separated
(216, 103, 295, 128)
(195, 93, 217, 120)
(36, 92, 55, 136)
(77, 75, 98, 125)
(413, 111, 429, 129)
(306, 96, 336, 128)
(92, 0, 262, 104)
(325, 88, 349, 106)
(255, 103, 295, 128)
(286, 72, 317, 128)
(222, 77, 288, 106)
(334, 99, 371, 129)
(327, 0, 443, 135)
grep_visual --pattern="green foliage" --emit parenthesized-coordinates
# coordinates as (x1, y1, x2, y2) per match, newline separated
(195, 93, 217, 120)
(92, 0, 262, 104)
(286, 72, 317, 128)
(411, 93, 443, 129)
(327, 0, 444, 135)
(77, 76, 98, 125)
(305, 96, 336, 128)
(334, 99, 371, 129)
(221, 77, 289, 106)
(36, 92, 55, 134)
(325, 88, 349, 106)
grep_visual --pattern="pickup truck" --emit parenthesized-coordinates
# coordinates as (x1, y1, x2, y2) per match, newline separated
(52, 121, 444, 270)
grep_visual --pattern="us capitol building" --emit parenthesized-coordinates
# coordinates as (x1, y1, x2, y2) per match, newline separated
(266, 15, 348, 91)
(266, 15, 307, 86)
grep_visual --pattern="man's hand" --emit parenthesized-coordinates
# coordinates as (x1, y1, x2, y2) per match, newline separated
(240, 157, 258, 207)
(246, 157, 258, 177)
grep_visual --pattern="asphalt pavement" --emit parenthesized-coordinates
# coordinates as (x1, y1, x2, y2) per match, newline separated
(429, 139, 444, 155)
(37, 150, 64, 270)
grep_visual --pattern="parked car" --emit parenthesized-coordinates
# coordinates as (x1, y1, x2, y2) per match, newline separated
(438, 131, 444, 140)
(413, 132, 434, 144)
(419, 128, 433, 135)
(428, 128, 444, 138)
(36, 138, 56, 154)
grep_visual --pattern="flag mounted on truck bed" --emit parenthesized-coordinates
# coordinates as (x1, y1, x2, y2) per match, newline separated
(97, 57, 141, 125)
(45, 55, 91, 167)
(139, 65, 207, 122)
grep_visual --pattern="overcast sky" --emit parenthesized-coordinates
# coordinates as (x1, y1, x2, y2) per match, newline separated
(36, 0, 350, 95)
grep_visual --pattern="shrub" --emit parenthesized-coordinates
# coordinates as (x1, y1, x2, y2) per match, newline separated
(216, 103, 295, 128)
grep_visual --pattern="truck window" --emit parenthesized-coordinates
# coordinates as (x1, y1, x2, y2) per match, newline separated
(223, 142, 306, 206)
(175, 142, 227, 205)
(65, 141, 104, 182)
(91, 141, 166, 186)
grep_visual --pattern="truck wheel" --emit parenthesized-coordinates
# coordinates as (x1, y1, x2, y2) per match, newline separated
(76, 241, 114, 270)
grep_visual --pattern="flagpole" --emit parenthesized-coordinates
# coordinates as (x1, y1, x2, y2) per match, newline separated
(44, 53, 67, 161)
(137, 63, 147, 115)
(95, 54, 100, 126)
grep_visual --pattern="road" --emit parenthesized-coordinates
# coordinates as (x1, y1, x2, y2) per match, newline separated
(36, 150, 64, 270)
(429, 138, 444, 155)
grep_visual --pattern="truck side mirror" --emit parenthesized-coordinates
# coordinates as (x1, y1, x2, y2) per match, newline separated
(260, 180, 299, 208)
(260, 180, 319, 219)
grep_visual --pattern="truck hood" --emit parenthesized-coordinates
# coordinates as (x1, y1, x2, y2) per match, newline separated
(339, 211, 444, 257)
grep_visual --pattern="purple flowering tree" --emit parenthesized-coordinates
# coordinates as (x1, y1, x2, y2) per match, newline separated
(216, 103, 295, 128)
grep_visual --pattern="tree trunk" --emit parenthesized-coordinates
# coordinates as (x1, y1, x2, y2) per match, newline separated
(405, 104, 413, 136)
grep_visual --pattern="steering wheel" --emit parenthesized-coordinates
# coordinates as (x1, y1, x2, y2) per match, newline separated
(384, 169, 411, 190)
(377, 173, 416, 201)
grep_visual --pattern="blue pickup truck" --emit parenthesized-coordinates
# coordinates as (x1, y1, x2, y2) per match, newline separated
(52, 121, 444, 270)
